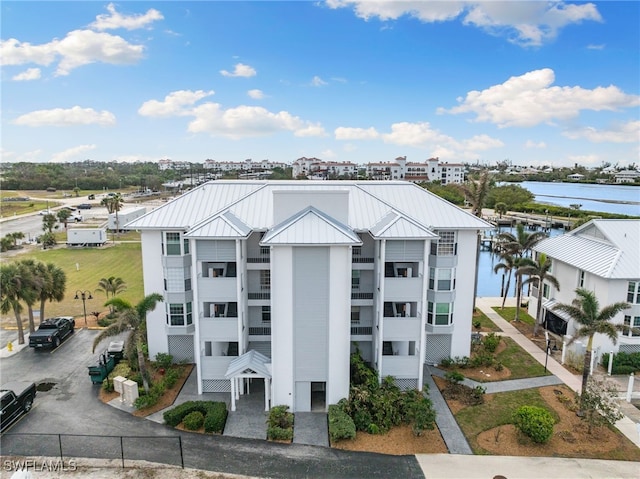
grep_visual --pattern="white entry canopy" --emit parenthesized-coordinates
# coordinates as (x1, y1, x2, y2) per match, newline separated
(224, 350, 272, 412)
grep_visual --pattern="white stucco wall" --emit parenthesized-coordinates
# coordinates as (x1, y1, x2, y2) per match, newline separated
(141, 231, 167, 359)
(449, 229, 477, 358)
(270, 246, 294, 409)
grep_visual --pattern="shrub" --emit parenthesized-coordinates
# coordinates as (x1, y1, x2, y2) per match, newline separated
(483, 332, 501, 353)
(470, 351, 494, 368)
(163, 367, 180, 389)
(512, 406, 555, 444)
(440, 357, 454, 368)
(403, 389, 436, 436)
(204, 402, 228, 434)
(97, 317, 116, 327)
(602, 352, 640, 375)
(155, 352, 174, 369)
(102, 378, 114, 392)
(367, 423, 380, 434)
(267, 426, 293, 441)
(445, 371, 465, 385)
(183, 411, 205, 431)
(328, 404, 356, 442)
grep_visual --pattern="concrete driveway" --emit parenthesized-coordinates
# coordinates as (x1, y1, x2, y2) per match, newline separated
(0, 328, 424, 479)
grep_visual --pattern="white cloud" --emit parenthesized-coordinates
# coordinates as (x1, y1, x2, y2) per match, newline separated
(587, 44, 605, 50)
(51, 144, 96, 163)
(1, 30, 145, 76)
(113, 154, 158, 163)
(325, 1, 601, 47)
(220, 63, 256, 78)
(439, 68, 640, 127)
(321, 149, 337, 158)
(335, 126, 379, 140)
(13, 106, 116, 127)
(138, 90, 214, 117)
(90, 3, 163, 31)
(562, 120, 640, 143)
(247, 89, 265, 99)
(12, 67, 41, 81)
(311, 76, 328, 87)
(378, 121, 504, 159)
(524, 140, 547, 149)
(294, 123, 327, 137)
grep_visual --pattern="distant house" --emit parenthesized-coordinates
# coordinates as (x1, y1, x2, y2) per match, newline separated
(527, 219, 640, 358)
(614, 170, 640, 184)
(566, 173, 585, 181)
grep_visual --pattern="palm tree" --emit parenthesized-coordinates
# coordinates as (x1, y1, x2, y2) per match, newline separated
(0, 263, 28, 344)
(57, 209, 72, 229)
(494, 202, 507, 218)
(111, 193, 124, 238)
(520, 253, 560, 336)
(92, 294, 163, 392)
(96, 276, 127, 313)
(38, 263, 67, 323)
(497, 224, 547, 321)
(16, 259, 43, 333)
(552, 289, 631, 397)
(7, 231, 25, 248)
(493, 252, 516, 309)
(456, 170, 491, 310)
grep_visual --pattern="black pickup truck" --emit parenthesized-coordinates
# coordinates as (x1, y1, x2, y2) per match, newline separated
(29, 316, 75, 349)
(1, 382, 36, 432)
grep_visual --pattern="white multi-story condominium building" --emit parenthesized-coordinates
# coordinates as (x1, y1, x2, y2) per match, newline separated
(203, 159, 288, 172)
(614, 170, 640, 184)
(527, 219, 640, 357)
(158, 159, 191, 171)
(128, 180, 491, 412)
(291, 157, 324, 178)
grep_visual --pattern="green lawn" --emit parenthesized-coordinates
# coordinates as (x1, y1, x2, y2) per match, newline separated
(454, 388, 557, 454)
(2, 243, 143, 321)
(473, 309, 501, 332)
(492, 306, 536, 325)
(496, 337, 550, 379)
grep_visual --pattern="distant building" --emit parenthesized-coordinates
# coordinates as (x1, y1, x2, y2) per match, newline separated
(614, 170, 640, 184)
(566, 173, 585, 181)
(204, 159, 287, 174)
(127, 180, 492, 412)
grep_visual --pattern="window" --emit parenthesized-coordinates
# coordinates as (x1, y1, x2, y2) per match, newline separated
(204, 341, 212, 357)
(428, 302, 453, 325)
(165, 268, 185, 292)
(623, 316, 640, 337)
(578, 270, 585, 288)
(262, 306, 271, 323)
(183, 238, 190, 254)
(351, 270, 360, 290)
(429, 268, 435, 289)
(543, 283, 550, 299)
(431, 231, 456, 256)
(429, 268, 454, 291)
(168, 304, 184, 326)
(167, 302, 192, 326)
(627, 282, 640, 304)
(351, 306, 360, 323)
(165, 232, 181, 255)
(260, 270, 271, 290)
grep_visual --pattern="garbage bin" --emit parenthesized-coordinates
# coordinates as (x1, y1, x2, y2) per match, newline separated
(88, 352, 115, 384)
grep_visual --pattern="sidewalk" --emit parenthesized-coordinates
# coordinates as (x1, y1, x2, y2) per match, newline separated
(475, 296, 640, 448)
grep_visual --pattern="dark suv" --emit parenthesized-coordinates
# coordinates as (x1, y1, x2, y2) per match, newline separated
(77, 203, 92, 209)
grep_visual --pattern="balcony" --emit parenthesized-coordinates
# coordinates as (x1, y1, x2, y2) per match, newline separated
(351, 291, 374, 300)
(248, 326, 272, 336)
(350, 326, 373, 335)
(200, 318, 238, 340)
(198, 277, 237, 301)
(381, 355, 421, 377)
(384, 277, 422, 300)
(247, 248, 270, 264)
(248, 291, 271, 300)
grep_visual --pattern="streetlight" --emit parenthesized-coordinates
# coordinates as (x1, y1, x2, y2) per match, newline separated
(74, 290, 93, 327)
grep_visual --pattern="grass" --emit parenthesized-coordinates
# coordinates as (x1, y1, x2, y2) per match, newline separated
(472, 309, 501, 332)
(454, 388, 556, 454)
(496, 337, 550, 379)
(492, 306, 536, 325)
(1, 243, 143, 322)
(0, 199, 58, 218)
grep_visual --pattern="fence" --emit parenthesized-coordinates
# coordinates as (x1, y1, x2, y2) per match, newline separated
(0, 433, 184, 469)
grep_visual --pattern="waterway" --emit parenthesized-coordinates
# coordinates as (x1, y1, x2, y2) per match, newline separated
(519, 181, 640, 217)
(477, 181, 639, 297)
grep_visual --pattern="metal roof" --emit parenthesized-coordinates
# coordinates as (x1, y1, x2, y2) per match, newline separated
(261, 206, 362, 246)
(127, 180, 492, 237)
(370, 211, 439, 239)
(224, 350, 271, 378)
(185, 211, 252, 239)
(534, 219, 640, 279)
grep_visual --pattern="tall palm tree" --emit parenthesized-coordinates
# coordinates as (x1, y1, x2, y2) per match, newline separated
(497, 223, 547, 321)
(17, 259, 43, 333)
(552, 289, 631, 397)
(0, 263, 28, 344)
(92, 294, 163, 393)
(493, 251, 516, 309)
(456, 170, 491, 310)
(111, 193, 124, 238)
(38, 262, 67, 323)
(520, 253, 560, 336)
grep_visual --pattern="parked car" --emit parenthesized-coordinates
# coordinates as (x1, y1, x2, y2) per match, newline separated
(88, 194, 95, 200)
(71, 213, 83, 222)
(29, 316, 75, 349)
(38, 210, 51, 216)
(62, 206, 76, 212)
(0, 382, 36, 432)
(77, 203, 92, 210)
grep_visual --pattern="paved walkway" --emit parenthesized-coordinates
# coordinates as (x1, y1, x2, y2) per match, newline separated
(293, 412, 329, 447)
(475, 296, 640, 448)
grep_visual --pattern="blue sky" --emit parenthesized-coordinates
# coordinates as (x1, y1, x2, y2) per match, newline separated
(1, 1, 639, 167)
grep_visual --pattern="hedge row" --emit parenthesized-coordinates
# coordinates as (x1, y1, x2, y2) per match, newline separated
(267, 405, 294, 441)
(163, 401, 228, 433)
(601, 352, 640, 375)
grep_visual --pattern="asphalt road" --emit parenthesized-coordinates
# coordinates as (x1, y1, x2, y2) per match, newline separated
(0, 329, 424, 479)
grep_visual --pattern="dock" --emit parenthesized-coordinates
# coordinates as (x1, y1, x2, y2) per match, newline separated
(484, 213, 572, 231)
